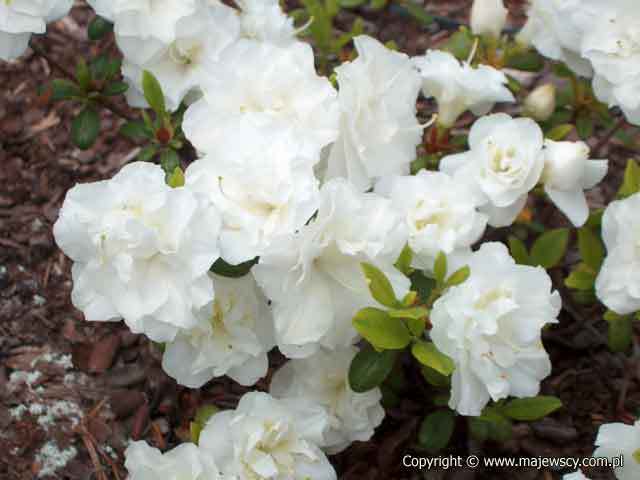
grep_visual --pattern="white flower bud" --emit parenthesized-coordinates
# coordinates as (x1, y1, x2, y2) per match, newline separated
(524, 84, 556, 121)
(470, 0, 508, 38)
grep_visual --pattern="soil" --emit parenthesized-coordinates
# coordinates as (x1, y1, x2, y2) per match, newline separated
(0, 1, 638, 479)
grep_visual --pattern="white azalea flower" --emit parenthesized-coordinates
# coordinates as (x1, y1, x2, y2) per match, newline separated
(125, 441, 222, 480)
(595, 193, 640, 315)
(592, 75, 640, 127)
(517, 0, 594, 77)
(541, 140, 608, 227)
(0, 0, 73, 61)
(122, 0, 240, 112)
(324, 35, 423, 191)
(563, 471, 590, 480)
(375, 171, 488, 271)
(412, 49, 515, 129)
(237, 0, 296, 45)
(53, 162, 222, 343)
(162, 273, 274, 388)
(470, 0, 508, 38)
(440, 113, 545, 227)
(270, 346, 385, 454)
(253, 178, 410, 358)
(199, 392, 336, 480)
(86, 0, 114, 21)
(183, 39, 339, 165)
(109, 0, 197, 65)
(593, 420, 640, 480)
(430, 242, 561, 416)
(185, 140, 319, 264)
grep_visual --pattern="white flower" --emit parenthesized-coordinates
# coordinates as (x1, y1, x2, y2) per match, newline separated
(412, 50, 515, 129)
(122, 0, 240, 111)
(470, 0, 508, 38)
(517, 0, 594, 77)
(199, 392, 336, 480)
(524, 84, 556, 122)
(253, 178, 410, 358)
(375, 171, 488, 271)
(183, 39, 339, 165)
(109, 0, 198, 65)
(0, 0, 73, 61)
(270, 346, 385, 454)
(323, 35, 422, 191)
(541, 140, 608, 227)
(185, 143, 320, 264)
(563, 471, 590, 480)
(593, 420, 640, 480)
(162, 273, 275, 388)
(125, 441, 222, 479)
(53, 162, 222, 343)
(440, 113, 545, 227)
(592, 75, 640, 126)
(430, 242, 561, 416)
(595, 193, 640, 315)
(86, 0, 114, 21)
(237, 0, 296, 45)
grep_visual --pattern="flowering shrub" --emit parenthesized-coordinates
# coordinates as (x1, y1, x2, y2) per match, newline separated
(7, 0, 640, 477)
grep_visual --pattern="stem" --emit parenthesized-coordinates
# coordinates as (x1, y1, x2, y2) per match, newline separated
(593, 116, 627, 157)
(30, 41, 135, 121)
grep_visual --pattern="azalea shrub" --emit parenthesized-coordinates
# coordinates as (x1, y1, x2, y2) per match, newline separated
(6, 0, 640, 478)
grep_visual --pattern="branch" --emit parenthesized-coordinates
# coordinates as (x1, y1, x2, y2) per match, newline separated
(593, 116, 627, 158)
(30, 41, 136, 122)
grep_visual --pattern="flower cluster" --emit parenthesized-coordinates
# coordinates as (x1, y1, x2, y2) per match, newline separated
(0, 0, 72, 61)
(520, 0, 640, 125)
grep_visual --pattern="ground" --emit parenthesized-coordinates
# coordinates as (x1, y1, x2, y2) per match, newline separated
(0, 1, 638, 479)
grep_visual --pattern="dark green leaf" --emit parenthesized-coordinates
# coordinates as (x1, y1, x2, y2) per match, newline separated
(102, 81, 129, 96)
(422, 366, 450, 387)
(545, 124, 574, 141)
(606, 313, 633, 353)
(564, 267, 596, 291)
(348, 348, 396, 393)
(75, 58, 91, 91)
(50, 79, 82, 101)
(71, 107, 100, 150)
(410, 271, 436, 303)
(508, 236, 530, 265)
(502, 396, 563, 421)
(160, 149, 180, 175)
(119, 120, 151, 140)
(142, 70, 166, 116)
(530, 228, 569, 268)
(418, 410, 455, 452)
(576, 113, 594, 139)
(210, 257, 258, 278)
(577, 227, 604, 271)
(399, 1, 434, 27)
(137, 145, 157, 162)
(88, 16, 113, 41)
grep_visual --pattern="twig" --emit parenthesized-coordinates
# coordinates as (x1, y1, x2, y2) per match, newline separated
(29, 41, 135, 121)
(593, 116, 627, 157)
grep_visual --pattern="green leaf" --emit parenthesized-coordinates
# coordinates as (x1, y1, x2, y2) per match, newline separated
(50, 79, 82, 101)
(120, 120, 151, 140)
(190, 404, 219, 444)
(137, 145, 157, 162)
(160, 149, 180, 175)
(348, 348, 396, 393)
(88, 16, 113, 41)
(577, 227, 604, 271)
(394, 244, 414, 276)
(167, 166, 185, 188)
(75, 58, 91, 91)
(421, 366, 450, 388)
(576, 113, 594, 139)
(545, 124, 574, 141)
(445, 266, 470, 288)
(564, 267, 596, 291)
(71, 107, 100, 150)
(433, 252, 447, 286)
(410, 271, 436, 303)
(361, 262, 399, 308)
(90, 55, 110, 81)
(618, 159, 640, 199)
(353, 308, 412, 350)
(338, 0, 366, 7)
(142, 70, 166, 116)
(530, 228, 569, 268)
(552, 62, 574, 78)
(501, 396, 563, 421)
(411, 341, 455, 376)
(508, 236, 530, 265)
(504, 48, 544, 72)
(606, 312, 633, 353)
(102, 81, 129, 96)
(210, 257, 258, 278)
(405, 317, 426, 337)
(399, 1, 434, 27)
(476, 407, 513, 442)
(442, 28, 474, 60)
(388, 306, 429, 320)
(418, 410, 456, 453)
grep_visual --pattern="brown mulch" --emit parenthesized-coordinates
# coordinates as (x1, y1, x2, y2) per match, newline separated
(0, 1, 638, 479)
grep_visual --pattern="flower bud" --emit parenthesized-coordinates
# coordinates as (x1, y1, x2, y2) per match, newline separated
(470, 0, 508, 38)
(524, 84, 556, 121)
